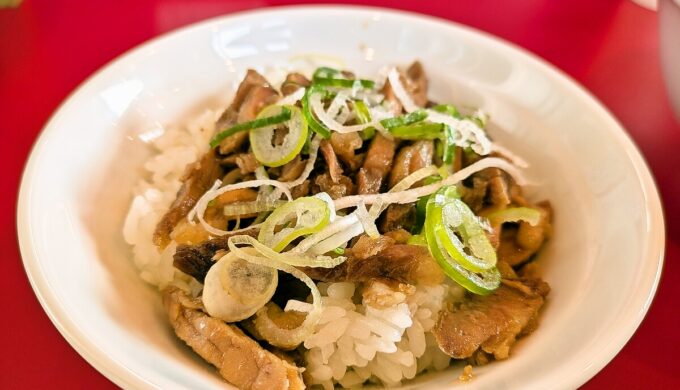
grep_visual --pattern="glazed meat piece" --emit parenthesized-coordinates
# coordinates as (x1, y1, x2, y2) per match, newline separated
(313, 172, 355, 199)
(163, 287, 304, 390)
(496, 202, 552, 266)
(432, 277, 550, 361)
(329, 132, 363, 171)
(216, 70, 279, 155)
(319, 140, 343, 183)
(173, 228, 259, 283)
(404, 61, 428, 107)
(281, 72, 311, 96)
(388, 140, 434, 189)
(303, 238, 443, 285)
(379, 203, 416, 233)
(357, 134, 396, 194)
(153, 150, 224, 248)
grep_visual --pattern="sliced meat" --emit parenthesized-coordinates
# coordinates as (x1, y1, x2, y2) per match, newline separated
(217, 70, 279, 155)
(404, 61, 428, 107)
(496, 202, 552, 267)
(319, 140, 342, 183)
(388, 140, 435, 189)
(235, 153, 259, 174)
(347, 234, 395, 260)
(302, 242, 444, 285)
(290, 180, 310, 199)
(153, 150, 224, 248)
(330, 132, 363, 171)
(313, 172, 355, 199)
(173, 228, 259, 283)
(461, 177, 488, 213)
(383, 228, 412, 244)
(381, 61, 428, 115)
(379, 203, 416, 233)
(279, 155, 306, 182)
(357, 134, 396, 194)
(163, 287, 304, 390)
(281, 73, 310, 96)
(432, 277, 550, 361)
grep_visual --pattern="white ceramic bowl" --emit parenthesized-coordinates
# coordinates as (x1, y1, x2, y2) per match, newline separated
(17, 6, 664, 390)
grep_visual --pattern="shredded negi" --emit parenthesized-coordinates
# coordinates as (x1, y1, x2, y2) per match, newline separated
(134, 62, 553, 389)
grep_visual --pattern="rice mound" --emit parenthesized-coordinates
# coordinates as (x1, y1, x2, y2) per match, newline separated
(304, 282, 455, 389)
(122, 109, 457, 387)
(123, 108, 219, 291)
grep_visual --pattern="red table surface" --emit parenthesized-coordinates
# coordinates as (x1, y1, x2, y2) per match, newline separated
(1, 0, 679, 388)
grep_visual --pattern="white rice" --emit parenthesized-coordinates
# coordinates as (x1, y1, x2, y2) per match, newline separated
(304, 282, 459, 389)
(122, 108, 460, 387)
(123, 108, 219, 292)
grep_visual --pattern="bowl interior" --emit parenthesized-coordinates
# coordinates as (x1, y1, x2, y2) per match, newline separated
(18, 6, 664, 390)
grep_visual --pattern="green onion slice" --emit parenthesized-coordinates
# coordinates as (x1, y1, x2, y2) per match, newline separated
(258, 196, 331, 252)
(210, 106, 291, 148)
(390, 122, 443, 139)
(250, 105, 308, 167)
(301, 85, 332, 139)
(379, 110, 428, 129)
(314, 77, 375, 89)
(424, 186, 500, 294)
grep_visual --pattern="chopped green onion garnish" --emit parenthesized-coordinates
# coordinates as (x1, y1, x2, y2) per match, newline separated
(432, 104, 461, 118)
(332, 247, 346, 255)
(389, 122, 443, 139)
(313, 67, 340, 79)
(250, 105, 308, 167)
(210, 106, 291, 148)
(258, 196, 331, 252)
(353, 101, 372, 123)
(313, 77, 375, 89)
(407, 234, 428, 247)
(442, 124, 456, 164)
(424, 186, 500, 295)
(301, 85, 332, 139)
(379, 110, 428, 129)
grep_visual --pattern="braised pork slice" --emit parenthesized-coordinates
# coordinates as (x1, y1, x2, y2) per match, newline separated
(319, 140, 342, 183)
(433, 278, 550, 362)
(216, 70, 279, 155)
(173, 228, 259, 283)
(302, 237, 443, 285)
(329, 132, 363, 171)
(153, 150, 224, 248)
(163, 287, 304, 390)
(357, 133, 396, 194)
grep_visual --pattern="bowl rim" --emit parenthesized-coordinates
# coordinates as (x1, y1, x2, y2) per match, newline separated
(16, 4, 666, 389)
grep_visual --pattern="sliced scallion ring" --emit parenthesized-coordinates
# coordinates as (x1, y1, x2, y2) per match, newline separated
(424, 186, 500, 294)
(379, 109, 428, 129)
(250, 104, 308, 167)
(301, 85, 332, 138)
(428, 186, 497, 272)
(210, 106, 291, 148)
(258, 196, 331, 252)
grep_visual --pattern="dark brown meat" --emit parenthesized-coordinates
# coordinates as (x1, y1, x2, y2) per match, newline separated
(313, 172, 355, 199)
(357, 134, 396, 194)
(496, 202, 552, 267)
(216, 70, 279, 155)
(381, 61, 428, 115)
(461, 177, 488, 213)
(433, 278, 550, 361)
(388, 140, 434, 189)
(163, 287, 304, 390)
(319, 140, 342, 183)
(290, 180, 310, 199)
(379, 204, 416, 233)
(302, 241, 443, 285)
(173, 228, 259, 282)
(405, 61, 428, 107)
(153, 150, 224, 248)
(329, 132, 363, 171)
(281, 73, 310, 96)
(279, 155, 306, 182)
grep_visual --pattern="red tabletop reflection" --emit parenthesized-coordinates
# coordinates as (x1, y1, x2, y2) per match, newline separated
(1, 0, 678, 388)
